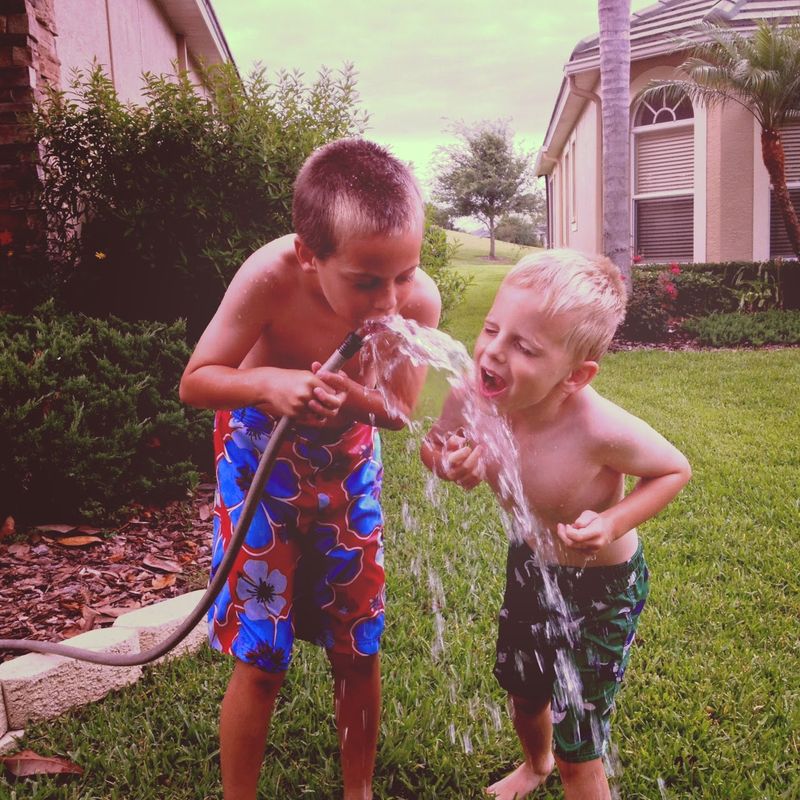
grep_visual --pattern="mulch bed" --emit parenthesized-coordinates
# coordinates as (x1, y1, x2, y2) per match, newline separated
(0, 485, 215, 662)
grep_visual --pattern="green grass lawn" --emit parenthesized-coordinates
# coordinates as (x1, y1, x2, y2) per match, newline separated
(7, 269, 800, 799)
(446, 229, 539, 269)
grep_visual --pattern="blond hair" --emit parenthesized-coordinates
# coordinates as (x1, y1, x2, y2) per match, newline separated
(504, 249, 627, 361)
(292, 138, 424, 259)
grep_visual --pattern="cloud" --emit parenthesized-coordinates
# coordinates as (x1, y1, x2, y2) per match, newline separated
(212, 0, 658, 187)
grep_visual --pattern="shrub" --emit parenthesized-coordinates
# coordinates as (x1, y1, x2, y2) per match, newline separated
(618, 267, 675, 341)
(617, 261, 789, 341)
(30, 64, 369, 338)
(0, 305, 213, 524)
(682, 310, 800, 346)
(420, 212, 470, 329)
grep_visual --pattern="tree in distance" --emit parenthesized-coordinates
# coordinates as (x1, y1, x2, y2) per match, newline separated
(431, 121, 536, 259)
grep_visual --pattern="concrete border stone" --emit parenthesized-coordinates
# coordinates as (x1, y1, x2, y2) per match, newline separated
(112, 589, 207, 663)
(0, 728, 24, 755)
(0, 627, 141, 729)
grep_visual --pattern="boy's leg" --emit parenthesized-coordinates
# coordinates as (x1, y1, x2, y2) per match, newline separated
(555, 756, 610, 800)
(219, 660, 286, 800)
(486, 694, 554, 799)
(328, 651, 381, 800)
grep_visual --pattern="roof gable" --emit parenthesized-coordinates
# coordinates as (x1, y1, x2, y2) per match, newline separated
(567, 0, 800, 73)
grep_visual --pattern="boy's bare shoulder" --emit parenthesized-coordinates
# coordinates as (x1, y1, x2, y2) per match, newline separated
(232, 234, 299, 292)
(402, 268, 442, 326)
(578, 387, 657, 450)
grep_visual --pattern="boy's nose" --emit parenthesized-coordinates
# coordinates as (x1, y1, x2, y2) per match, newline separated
(484, 337, 507, 363)
(374, 285, 396, 313)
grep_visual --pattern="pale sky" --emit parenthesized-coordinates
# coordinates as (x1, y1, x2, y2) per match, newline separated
(211, 0, 656, 194)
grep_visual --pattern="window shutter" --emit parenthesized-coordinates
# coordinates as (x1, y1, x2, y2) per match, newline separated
(769, 187, 800, 258)
(782, 121, 800, 184)
(635, 128, 694, 194)
(767, 121, 799, 257)
(636, 196, 694, 261)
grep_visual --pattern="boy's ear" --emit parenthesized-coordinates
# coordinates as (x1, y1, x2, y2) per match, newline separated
(562, 360, 599, 395)
(294, 236, 317, 274)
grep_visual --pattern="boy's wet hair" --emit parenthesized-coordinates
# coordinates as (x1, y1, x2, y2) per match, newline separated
(504, 249, 627, 362)
(292, 138, 424, 259)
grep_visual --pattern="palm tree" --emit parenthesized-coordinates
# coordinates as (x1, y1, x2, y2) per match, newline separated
(640, 19, 800, 257)
(598, 0, 632, 291)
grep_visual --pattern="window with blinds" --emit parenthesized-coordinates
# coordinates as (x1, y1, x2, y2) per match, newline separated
(636, 196, 694, 262)
(770, 188, 800, 258)
(769, 121, 800, 258)
(632, 92, 695, 262)
(635, 128, 694, 194)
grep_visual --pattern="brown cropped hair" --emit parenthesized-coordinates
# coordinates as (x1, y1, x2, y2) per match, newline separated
(292, 138, 424, 259)
(504, 249, 627, 362)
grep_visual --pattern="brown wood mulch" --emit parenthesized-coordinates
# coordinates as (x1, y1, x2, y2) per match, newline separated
(0, 484, 215, 662)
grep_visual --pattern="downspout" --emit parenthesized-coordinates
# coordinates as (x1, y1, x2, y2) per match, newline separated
(568, 75, 603, 254)
(536, 150, 559, 247)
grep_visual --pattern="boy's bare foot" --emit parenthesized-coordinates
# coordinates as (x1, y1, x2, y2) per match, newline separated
(486, 758, 555, 800)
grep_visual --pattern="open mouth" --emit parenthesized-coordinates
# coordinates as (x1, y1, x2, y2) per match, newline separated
(479, 366, 508, 398)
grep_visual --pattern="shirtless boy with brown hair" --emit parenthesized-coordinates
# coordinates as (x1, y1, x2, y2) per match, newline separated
(181, 138, 440, 800)
(422, 249, 690, 800)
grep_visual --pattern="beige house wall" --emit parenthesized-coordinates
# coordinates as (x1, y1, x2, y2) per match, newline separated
(571, 93, 601, 254)
(54, 0, 182, 103)
(705, 103, 755, 261)
(550, 94, 601, 254)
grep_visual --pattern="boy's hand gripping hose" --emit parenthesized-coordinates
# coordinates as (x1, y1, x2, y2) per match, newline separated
(0, 330, 366, 666)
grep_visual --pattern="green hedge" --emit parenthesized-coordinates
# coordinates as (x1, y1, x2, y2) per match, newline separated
(619, 260, 799, 341)
(682, 310, 800, 346)
(0, 306, 212, 524)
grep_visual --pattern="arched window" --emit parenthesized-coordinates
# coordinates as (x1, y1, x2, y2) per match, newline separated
(633, 89, 695, 262)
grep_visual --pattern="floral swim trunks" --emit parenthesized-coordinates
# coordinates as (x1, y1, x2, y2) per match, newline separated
(208, 407, 385, 672)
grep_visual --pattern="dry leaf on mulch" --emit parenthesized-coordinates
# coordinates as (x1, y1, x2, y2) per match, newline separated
(1, 749, 83, 780)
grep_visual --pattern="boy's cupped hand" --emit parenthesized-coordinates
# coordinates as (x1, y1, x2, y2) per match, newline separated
(438, 432, 485, 490)
(556, 510, 614, 553)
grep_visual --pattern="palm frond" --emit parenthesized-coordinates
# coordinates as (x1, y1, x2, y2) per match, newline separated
(646, 18, 800, 131)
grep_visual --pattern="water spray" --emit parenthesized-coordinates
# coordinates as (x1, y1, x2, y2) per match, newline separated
(0, 330, 366, 666)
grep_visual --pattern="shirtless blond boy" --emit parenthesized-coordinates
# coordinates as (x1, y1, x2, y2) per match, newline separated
(421, 249, 690, 800)
(180, 139, 441, 800)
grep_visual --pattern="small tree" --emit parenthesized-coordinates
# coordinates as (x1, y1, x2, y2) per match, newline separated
(431, 121, 535, 259)
(640, 19, 800, 258)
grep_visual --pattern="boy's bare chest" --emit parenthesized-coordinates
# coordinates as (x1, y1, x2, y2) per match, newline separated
(486, 428, 621, 526)
(247, 308, 371, 384)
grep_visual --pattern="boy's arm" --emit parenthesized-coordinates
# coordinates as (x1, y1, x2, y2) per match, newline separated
(179, 246, 342, 423)
(557, 408, 691, 553)
(420, 388, 485, 490)
(326, 270, 442, 430)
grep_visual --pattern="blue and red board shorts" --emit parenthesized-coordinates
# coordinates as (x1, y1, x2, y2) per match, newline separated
(207, 407, 386, 672)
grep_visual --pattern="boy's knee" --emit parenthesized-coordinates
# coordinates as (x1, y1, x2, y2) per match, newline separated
(328, 651, 379, 679)
(509, 691, 550, 717)
(554, 753, 604, 782)
(232, 659, 286, 694)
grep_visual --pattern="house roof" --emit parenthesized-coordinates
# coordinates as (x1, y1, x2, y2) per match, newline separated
(161, 0, 236, 69)
(535, 0, 800, 175)
(568, 0, 800, 73)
